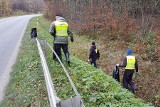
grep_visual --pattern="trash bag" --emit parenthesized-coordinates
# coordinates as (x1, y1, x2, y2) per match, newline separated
(112, 65, 120, 82)
(30, 28, 37, 38)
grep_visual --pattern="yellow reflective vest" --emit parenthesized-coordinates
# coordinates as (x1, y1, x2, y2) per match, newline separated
(54, 21, 68, 36)
(95, 49, 98, 53)
(125, 56, 136, 70)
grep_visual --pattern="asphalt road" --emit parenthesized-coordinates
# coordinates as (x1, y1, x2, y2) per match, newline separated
(0, 15, 40, 102)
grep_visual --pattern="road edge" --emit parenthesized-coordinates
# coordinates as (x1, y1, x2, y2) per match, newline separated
(0, 18, 31, 102)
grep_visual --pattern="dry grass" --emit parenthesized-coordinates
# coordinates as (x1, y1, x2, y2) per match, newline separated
(69, 33, 160, 106)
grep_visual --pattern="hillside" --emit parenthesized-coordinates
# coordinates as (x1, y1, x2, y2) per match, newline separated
(0, 16, 155, 107)
(43, 4, 160, 106)
(69, 31, 160, 106)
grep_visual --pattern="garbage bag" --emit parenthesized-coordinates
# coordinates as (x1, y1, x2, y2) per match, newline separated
(30, 28, 37, 38)
(112, 66, 120, 82)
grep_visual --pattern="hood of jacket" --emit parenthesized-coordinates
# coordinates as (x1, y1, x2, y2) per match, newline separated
(56, 16, 65, 21)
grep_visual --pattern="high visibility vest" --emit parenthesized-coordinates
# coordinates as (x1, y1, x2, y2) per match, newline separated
(54, 21, 68, 36)
(125, 56, 136, 70)
(95, 49, 98, 53)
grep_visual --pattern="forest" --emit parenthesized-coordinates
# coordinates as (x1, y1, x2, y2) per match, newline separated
(0, 0, 43, 16)
(43, 0, 160, 62)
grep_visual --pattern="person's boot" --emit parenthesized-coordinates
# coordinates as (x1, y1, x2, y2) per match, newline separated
(65, 52, 70, 66)
(130, 84, 136, 93)
(53, 53, 57, 60)
(67, 61, 70, 66)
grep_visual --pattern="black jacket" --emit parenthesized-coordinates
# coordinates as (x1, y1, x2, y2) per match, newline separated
(89, 45, 100, 61)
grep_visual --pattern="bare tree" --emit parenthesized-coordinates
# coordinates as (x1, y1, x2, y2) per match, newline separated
(43, 0, 160, 38)
(10, 0, 43, 13)
(0, 0, 12, 16)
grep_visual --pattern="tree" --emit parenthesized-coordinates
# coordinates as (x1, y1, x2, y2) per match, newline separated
(0, 0, 12, 16)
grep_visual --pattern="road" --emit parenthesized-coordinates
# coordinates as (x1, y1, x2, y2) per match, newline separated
(0, 15, 40, 102)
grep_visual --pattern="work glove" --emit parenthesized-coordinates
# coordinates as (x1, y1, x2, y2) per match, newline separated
(71, 37, 74, 42)
(50, 32, 55, 37)
(116, 64, 119, 67)
(88, 58, 92, 62)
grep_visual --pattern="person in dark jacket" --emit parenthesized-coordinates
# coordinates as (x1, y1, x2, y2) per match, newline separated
(88, 42, 100, 68)
(49, 13, 74, 65)
(116, 49, 138, 93)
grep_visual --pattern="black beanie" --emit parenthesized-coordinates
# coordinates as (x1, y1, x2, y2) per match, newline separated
(92, 41, 95, 45)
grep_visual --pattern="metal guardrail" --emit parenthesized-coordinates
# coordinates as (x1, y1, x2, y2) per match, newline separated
(36, 38, 57, 107)
(36, 38, 85, 107)
(47, 42, 85, 107)
(35, 19, 85, 106)
(47, 43, 79, 96)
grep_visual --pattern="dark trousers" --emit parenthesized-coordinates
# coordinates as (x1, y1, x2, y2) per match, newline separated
(123, 70, 135, 93)
(91, 60, 97, 68)
(54, 44, 70, 62)
(53, 43, 56, 60)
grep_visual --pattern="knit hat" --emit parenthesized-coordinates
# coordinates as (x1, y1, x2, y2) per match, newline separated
(127, 49, 132, 55)
(92, 41, 95, 45)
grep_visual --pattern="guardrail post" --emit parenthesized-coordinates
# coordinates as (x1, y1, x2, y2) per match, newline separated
(39, 40, 48, 58)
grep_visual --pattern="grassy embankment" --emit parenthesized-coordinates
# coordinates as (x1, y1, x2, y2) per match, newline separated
(0, 16, 154, 107)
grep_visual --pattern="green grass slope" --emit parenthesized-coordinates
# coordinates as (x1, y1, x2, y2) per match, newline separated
(0, 16, 154, 107)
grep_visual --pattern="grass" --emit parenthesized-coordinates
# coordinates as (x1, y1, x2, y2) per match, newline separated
(0, 16, 155, 107)
(0, 17, 49, 107)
